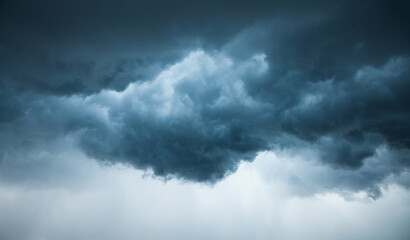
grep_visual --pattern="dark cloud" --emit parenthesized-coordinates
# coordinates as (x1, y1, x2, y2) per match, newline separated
(1, 0, 410, 195)
(76, 51, 270, 182)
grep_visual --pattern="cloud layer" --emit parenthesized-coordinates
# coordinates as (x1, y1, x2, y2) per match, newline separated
(2, 153, 410, 240)
(1, 0, 410, 196)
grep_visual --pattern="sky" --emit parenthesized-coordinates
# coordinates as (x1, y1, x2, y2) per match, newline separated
(0, 0, 410, 239)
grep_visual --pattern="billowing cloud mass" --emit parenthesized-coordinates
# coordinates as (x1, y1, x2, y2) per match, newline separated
(1, 0, 410, 197)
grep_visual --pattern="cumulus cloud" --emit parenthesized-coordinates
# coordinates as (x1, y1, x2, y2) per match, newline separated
(1, 0, 410, 197)
(1, 51, 270, 182)
(1, 48, 409, 196)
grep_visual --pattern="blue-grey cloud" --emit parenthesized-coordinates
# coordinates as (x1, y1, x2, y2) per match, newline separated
(1, 0, 409, 196)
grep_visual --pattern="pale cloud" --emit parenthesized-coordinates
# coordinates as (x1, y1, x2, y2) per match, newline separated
(1, 152, 409, 240)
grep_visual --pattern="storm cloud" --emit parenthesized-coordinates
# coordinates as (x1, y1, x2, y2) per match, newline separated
(1, 0, 410, 196)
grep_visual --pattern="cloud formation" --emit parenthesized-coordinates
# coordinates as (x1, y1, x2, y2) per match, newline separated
(1, 0, 410, 196)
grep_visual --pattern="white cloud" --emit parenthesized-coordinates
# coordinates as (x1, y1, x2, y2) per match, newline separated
(84, 50, 268, 120)
(1, 151, 409, 240)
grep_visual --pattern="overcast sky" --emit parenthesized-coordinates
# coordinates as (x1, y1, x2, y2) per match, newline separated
(1, 0, 410, 239)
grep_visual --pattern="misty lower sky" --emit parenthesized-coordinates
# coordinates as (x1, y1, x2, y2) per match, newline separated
(1, 0, 410, 239)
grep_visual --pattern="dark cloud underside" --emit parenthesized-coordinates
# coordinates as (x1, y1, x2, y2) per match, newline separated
(1, 0, 409, 194)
